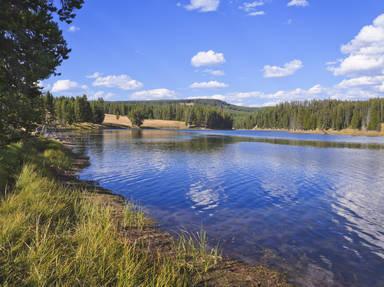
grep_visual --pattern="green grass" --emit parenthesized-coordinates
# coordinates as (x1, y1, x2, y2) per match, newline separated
(0, 137, 72, 194)
(122, 202, 147, 231)
(0, 137, 221, 286)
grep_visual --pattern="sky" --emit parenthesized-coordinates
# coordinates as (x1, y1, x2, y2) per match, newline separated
(43, 0, 384, 107)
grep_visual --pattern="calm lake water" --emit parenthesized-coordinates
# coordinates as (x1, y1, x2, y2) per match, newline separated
(68, 129, 384, 287)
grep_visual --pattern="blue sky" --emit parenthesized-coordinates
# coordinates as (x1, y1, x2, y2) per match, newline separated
(43, 0, 384, 106)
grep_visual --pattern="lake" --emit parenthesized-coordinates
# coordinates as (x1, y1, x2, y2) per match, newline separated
(67, 129, 384, 287)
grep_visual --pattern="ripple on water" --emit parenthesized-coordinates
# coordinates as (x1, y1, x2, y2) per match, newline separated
(73, 129, 384, 287)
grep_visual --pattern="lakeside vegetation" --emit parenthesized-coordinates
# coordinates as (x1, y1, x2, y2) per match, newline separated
(0, 138, 218, 285)
(0, 137, 291, 286)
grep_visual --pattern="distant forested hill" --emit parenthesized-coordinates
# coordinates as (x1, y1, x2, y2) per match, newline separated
(46, 95, 384, 131)
(105, 99, 258, 113)
(102, 98, 384, 131)
(234, 99, 384, 131)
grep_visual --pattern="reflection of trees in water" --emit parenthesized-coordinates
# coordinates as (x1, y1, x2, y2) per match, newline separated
(236, 137, 384, 150)
(130, 129, 143, 139)
(137, 131, 384, 151)
(142, 136, 239, 153)
(63, 130, 384, 155)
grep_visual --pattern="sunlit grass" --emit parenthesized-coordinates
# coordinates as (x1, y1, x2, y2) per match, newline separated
(0, 138, 222, 286)
(122, 202, 147, 231)
(43, 149, 72, 170)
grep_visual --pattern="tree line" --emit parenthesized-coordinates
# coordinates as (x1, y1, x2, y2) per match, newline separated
(54, 97, 384, 132)
(233, 99, 384, 131)
(43, 93, 105, 125)
(103, 102, 234, 129)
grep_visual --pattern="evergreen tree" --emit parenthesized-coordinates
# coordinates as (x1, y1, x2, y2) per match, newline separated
(0, 0, 83, 144)
(129, 109, 145, 127)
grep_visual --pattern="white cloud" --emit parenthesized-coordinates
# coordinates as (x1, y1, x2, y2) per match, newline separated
(308, 84, 323, 95)
(188, 94, 226, 101)
(86, 72, 101, 79)
(190, 81, 228, 89)
(185, 78, 383, 106)
(51, 80, 79, 92)
(329, 13, 384, 76)
(248, 11, 265, 16)
(131, 89, 177, 100)
(185, 0, 220, 12)
(191, 50, 225, 67)
(68, 25, 80, 32)
(239, 1, 265, 16)
(287, 0, 309, 7)
(224, 79, 384, 106)
(90, 91, 115, 100)
(92, 74, 143, 90)
(336, 76, 384, 88)
(229, 84, 323, 105)
(263, 59, 303, 78)
(205, 69, 225, 76)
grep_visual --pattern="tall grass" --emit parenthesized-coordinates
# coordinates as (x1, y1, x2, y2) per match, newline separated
(122, 202, 147, 230)
(0, 138, 221, 286)
(0, 137, 72, 194)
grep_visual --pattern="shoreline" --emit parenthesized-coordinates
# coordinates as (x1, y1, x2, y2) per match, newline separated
(54, 121, 384, 137)
(251, 127, 384, 137)
(56, 135, 293, 286)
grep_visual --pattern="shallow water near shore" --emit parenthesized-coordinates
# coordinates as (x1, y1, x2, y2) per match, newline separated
(65, 129, 384, 287)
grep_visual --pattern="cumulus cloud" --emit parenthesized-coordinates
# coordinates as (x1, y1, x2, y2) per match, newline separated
(185, 0, 220, 12)
(186, 79, 384, 106)
(287, 0, 309, 7)
(336, 76, 384, 88)
(92, 74, 143, 90)
(190, 81, 228, 89)
(51, 80, 79, 92)
(263, 59, 303, 78)
(228, 84, 324, 106)
(329, 13, 384, 76)
(223, 78, 384, 106)
(188, 86, 319, 107)
(191, 50, 225, 67)
(239, 1, 265, 16)
(188, 94, 226, 101)
(86, 72, 101, 79)
(68, 25, 80, 32)
(131, 89, 177, 100)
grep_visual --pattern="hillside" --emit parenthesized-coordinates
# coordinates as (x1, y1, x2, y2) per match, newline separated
(105, 99, 259, 113)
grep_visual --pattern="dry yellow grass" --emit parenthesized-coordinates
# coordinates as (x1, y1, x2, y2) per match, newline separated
(103, 114, 132, 127)
(141, 119, 187, 129)
(103, 114, 187, 129)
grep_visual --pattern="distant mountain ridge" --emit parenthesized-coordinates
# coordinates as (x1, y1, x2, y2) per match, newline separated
(104, 99, 259, 113)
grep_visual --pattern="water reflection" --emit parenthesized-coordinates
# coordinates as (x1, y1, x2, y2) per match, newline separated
(70, 129, 384, 287)
(187, 181, 221, 211)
